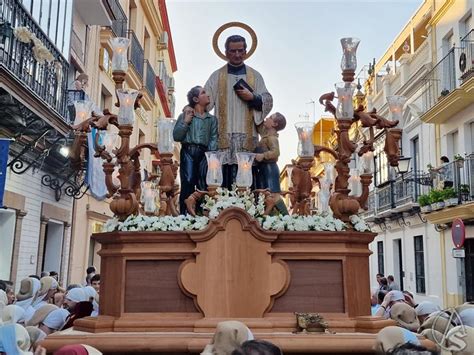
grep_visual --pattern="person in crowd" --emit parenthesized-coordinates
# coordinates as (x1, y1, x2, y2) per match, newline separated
(232, 340, 282, 355)
(376, 273, 384, 286)
(28, 275, 40, 281)
(387, 275, 400, 291)
(61, 288, 93, 330)
(415, 301, 441, 325)
(374, 326, 436, 354)
(38, 308, 69, 335)
(85, 267, 96, 286)
(1, 305, 25, 324)
(201, 320, 254, 355)
(40, 272, 49, 278)
(49, 271, 59, 281)
(25, 326, 47, 350)
(31, 276, 59, 311)
(83, 286, 99, 317)
(54, 344, 102, 355)
(389, 302, 420, 332)
(90, 275, 100, 294)
(1, 281, 15, 305)
(379, 277, 389, 291)
(374, 290, 407, 318)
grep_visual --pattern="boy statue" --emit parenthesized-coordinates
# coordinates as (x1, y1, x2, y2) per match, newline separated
(255, 112, 289, 215)
(173, 86, 218, 215)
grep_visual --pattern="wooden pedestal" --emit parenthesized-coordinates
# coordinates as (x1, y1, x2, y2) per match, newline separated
(43, 208, 399, 353)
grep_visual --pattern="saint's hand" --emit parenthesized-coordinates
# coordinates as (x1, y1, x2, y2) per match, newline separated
(255, 153, 264, 162)
(235, 87, 254, 101)
(183, 106, 194, 124)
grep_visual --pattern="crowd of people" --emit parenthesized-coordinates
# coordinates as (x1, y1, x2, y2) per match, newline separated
(371, 274, 474, 354)
(0, 267, 101, 354)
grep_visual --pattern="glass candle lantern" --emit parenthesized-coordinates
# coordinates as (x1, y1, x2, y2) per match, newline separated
(236, 152, 256, 188)
(348, 169, 362, 197)
(295, 122, 314, 158)
(157, 118, 176, 154)
(335, 82, 356, 119)
(387, 95, 407, 122)
(117, 89, 139, 125)
(73, 100, 93, 125)
(287, 165, 294, 188)
(340, 37, 360, 72)
(323, 162, 336, 184)
(360, 151, 375, 174)
(110, 37, 130, 72)
(103, 131, 119, 156)
(141, 181, 157, 213)
(205, 151, 223, 187)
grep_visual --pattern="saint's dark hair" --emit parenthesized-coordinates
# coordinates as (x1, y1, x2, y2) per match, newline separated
(187, 86, 202, 108)
(225, 35, 247, 51)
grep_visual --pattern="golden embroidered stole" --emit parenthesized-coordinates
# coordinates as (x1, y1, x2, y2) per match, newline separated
(217, 65, 256, 151)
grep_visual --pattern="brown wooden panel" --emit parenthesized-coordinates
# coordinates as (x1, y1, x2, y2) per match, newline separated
(270, 260, 344, 313)
(125, 260, 198, 313)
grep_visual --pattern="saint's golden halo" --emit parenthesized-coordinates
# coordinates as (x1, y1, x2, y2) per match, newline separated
(212, 22, 258, 61)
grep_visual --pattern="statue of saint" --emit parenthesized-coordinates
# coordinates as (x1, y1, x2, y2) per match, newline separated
(205, 33, 272, 189)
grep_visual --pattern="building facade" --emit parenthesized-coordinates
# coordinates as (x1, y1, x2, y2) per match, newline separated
(0, 0, 77, 287)
(363, 0, 474, 307)
(67, 0, 177, 285)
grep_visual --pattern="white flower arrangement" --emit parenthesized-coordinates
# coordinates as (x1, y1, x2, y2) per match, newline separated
(102, 187, 369, 233)
(202, 186, 265, 219)
(13, 26, 54, 64)
(349, 214, 371, 232)
(102, 214, 209, 233)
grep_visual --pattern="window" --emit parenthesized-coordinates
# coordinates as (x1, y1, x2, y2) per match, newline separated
(447, 130, 459, 159)
(411, 137, 420, 172)
(377, 241, 384, 276)
(0, 209, 17, 280)
(414, 235, 426, 294)
(374, 134, 389, 186)
(42, 220, 64, 274)
(89, 222, 103, 268)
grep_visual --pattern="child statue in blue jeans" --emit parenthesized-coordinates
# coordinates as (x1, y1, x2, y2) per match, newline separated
(173, 86, 218, 215)
(255, 112, 289, 215)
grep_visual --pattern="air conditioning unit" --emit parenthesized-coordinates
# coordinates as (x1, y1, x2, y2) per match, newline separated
(157, 31, 169, 50)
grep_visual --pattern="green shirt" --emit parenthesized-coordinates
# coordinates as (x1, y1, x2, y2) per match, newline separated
(173, 112, 218, 151)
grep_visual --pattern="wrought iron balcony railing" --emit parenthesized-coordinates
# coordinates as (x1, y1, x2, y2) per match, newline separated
(362, 170, 432, 219)
(144, 59, 156, 99)
(127, 30, 144, 80)
(436, 156, 474, 203)
(421, 48, 457, 113)
(460, 29, 474, 82)
(103, 0, 128, 38)
(0, 0, 69, 120)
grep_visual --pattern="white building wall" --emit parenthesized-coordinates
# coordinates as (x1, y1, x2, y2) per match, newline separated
(4, 166, 72, 289)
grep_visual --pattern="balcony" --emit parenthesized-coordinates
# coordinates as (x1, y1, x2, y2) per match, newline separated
(103, 0, 128, 38)
(0, 0, 69, 132)
(127, 30, 144, 80)
(144, 59, 156, 100)
(421, 42, 474, 124)
(75, 0, 112, 26)
(361, 171, 432, 222)
(423, 155, 474, 225)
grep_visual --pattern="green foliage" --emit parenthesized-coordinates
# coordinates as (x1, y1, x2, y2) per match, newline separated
(418, 194, 431, 207)
(460, 184, 470, 194)
(442, 188, 457, 199)
(429, 189, 444, 203)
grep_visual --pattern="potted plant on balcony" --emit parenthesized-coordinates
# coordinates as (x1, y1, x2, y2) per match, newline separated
(427, 163, 437, 179)
(418, 194, 432, 213)
(454, 154, 465, 168)
(429, 189, 445, 210)
(460, 184, 470, 202)
(442, 187, 458, 207)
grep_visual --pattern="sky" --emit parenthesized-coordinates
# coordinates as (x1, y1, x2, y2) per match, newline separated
(167, 0, 424, 168)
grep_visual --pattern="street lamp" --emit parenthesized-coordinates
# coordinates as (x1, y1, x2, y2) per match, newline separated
(396, 156, 411, 176)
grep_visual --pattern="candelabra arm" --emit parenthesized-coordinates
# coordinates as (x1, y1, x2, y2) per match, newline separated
(129, 143, 158, 158)
(93, 129, 113, 162)
(103, 161, 119, 197)
(184, 190, 207, 217)
(356, 173, 373, 210)
(314, 145, 338, 160)
(318, 92, 336, 116)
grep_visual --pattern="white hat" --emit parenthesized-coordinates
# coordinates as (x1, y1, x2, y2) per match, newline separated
(2, 304, 26, 324)
(416, 301, 441, 316)
(66, 287, 88, 303)
(42, 308, 69, 330)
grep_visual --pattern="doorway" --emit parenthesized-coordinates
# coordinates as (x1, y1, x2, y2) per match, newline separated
(393, 239, 404, 291)
(465, 239, 474, 302)
(42, 220, 64, 274)
(0, 209, 16, 280)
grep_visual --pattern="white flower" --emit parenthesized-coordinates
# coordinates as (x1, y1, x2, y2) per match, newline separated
(13, 26, 34, 43)
(103, 217, 119, 232)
